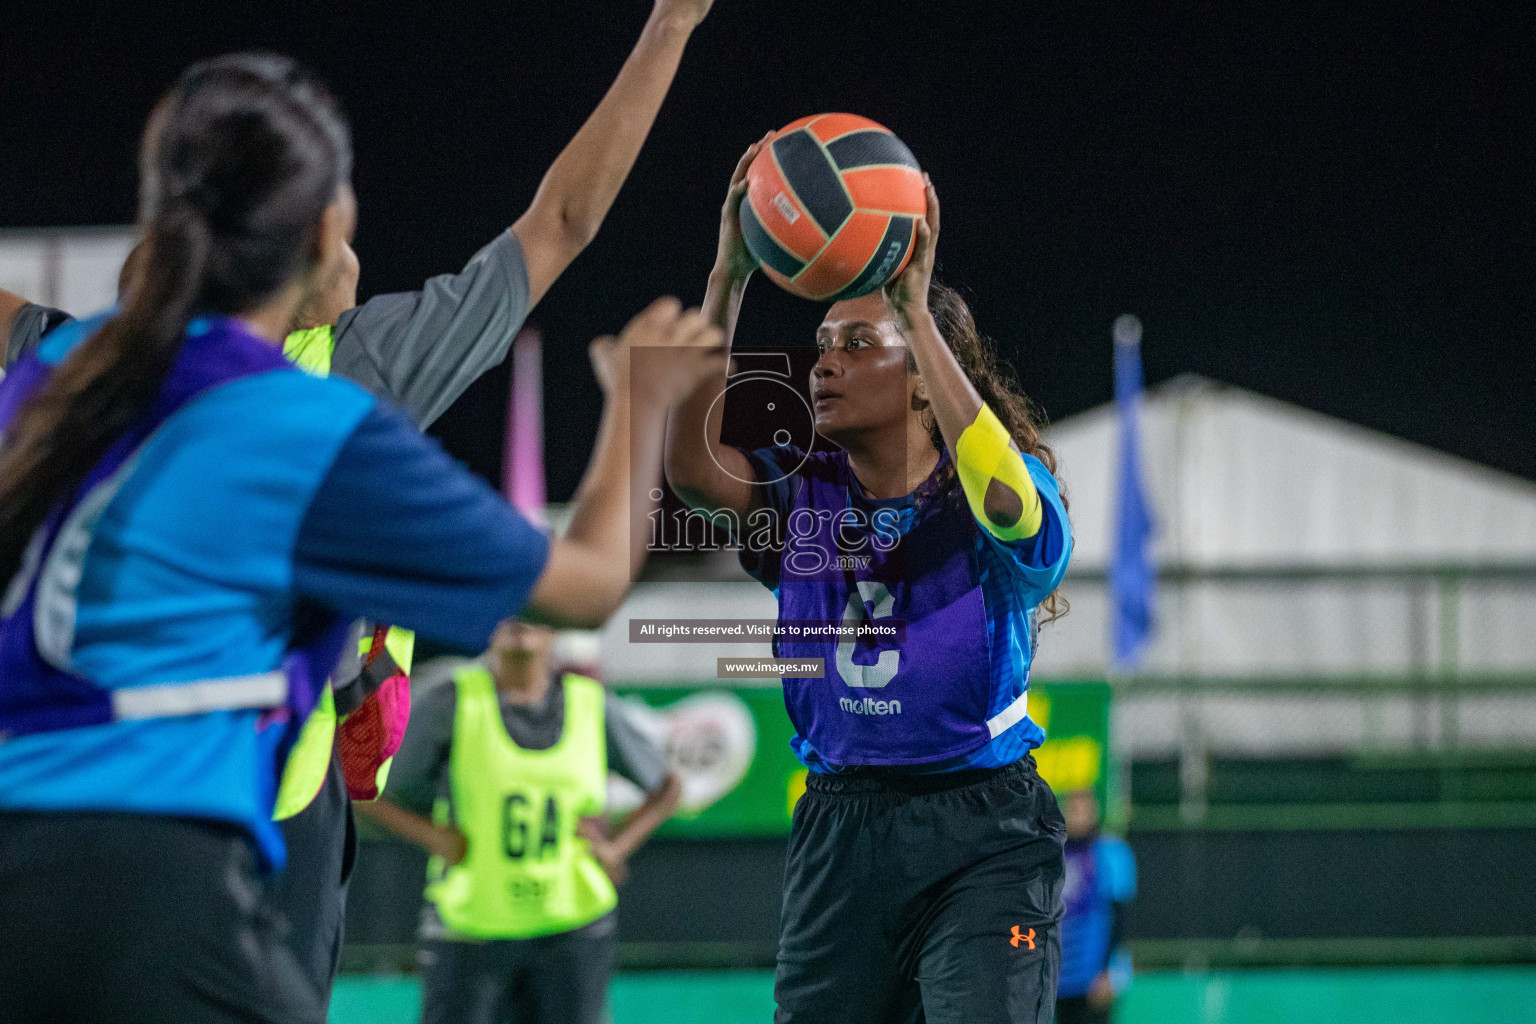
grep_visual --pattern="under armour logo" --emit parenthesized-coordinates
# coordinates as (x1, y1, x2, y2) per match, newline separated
(1010, 926, 1036, 950)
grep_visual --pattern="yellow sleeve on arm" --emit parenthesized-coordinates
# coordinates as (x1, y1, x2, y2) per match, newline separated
(955, 404, 1044, 542)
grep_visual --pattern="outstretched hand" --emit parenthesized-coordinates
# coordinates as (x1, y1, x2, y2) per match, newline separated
(653, 0, 715, 29)
(884, 174, 940, 321)
(590, 296, 727, 406)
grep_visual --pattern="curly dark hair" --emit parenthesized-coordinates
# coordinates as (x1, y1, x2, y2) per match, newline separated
(904, 280, 1069, 624)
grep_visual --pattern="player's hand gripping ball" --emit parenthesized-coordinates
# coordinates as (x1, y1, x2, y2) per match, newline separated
(740, 114, 926, 301)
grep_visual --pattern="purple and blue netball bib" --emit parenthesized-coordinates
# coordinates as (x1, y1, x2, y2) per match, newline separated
(740, 446, 1002, 767)
(0, 317, 344, 739)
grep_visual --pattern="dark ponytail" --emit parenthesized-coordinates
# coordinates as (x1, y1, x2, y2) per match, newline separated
(0, 53, 350, 585)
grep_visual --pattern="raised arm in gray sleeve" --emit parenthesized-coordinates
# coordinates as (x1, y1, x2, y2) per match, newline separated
(7, 304, 74, 368)
(382, 677, 459, 815)
(605, 695, 670, 794)
(329, 229, 531, 428)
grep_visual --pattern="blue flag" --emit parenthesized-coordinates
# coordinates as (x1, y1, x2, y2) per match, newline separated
(1110, 315, 1156, 672)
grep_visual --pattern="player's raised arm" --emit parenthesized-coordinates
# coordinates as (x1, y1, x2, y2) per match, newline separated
(323, 0, 717, 429)
(662, 135, 773, 518)
(290, 298, 723, 644)
(888, 178, 1044, 542)
(525, 298, 725, 626)
(513, 0, 716, 305)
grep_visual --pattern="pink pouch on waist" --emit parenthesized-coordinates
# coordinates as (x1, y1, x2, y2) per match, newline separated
(336, 671, 412, 801)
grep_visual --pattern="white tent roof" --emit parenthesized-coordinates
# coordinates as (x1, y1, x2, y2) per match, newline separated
(1037, 379, 1536, 755)
(1045, 375, 1536, 569)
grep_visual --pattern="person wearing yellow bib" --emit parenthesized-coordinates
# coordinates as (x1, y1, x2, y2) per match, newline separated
(359, 620, 679, 1024)
(265, 0, 720, 1000)
(2, 2, 718, 1005)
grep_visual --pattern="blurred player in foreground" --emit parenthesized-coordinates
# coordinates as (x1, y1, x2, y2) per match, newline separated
(0, 0, 720, 1003)
(0, 52, 723, 1022)
(664, 142, 1074, 1022)
(1055, 788, 1136, 1024)
(360, 620, 680, 1024)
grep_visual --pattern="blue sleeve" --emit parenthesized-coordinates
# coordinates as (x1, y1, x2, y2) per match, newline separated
(293, 403, 550, 653)
(982, 453, 1071, 604)
(1097, 836, 1138, 903)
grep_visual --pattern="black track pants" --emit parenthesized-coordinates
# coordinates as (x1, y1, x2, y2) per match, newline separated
(775, 758, 1066, 1024)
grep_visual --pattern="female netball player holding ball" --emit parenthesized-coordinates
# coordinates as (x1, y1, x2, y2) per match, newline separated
(664, 140, 1072, 1024)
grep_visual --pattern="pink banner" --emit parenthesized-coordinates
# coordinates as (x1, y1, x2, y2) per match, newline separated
(503, 327, 545, 525)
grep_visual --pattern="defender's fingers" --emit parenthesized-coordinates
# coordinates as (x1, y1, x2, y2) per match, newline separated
(680, 348, 732, 382)
(677, 309, 724, 347)
(669, 309, 718, 347)
(684, 323, 725, 348)
(625, 295, 684, 337)
(587, 334, 618, 371)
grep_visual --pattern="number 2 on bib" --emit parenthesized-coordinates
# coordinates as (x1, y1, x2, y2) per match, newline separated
(837, 580, 900, 689)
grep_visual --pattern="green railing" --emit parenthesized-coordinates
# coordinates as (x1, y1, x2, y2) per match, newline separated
(1051, 561, 1536, 831)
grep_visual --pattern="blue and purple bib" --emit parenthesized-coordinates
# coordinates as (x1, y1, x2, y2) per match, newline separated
(739, 443, 1071, 772)
(0, 315, 369, 867)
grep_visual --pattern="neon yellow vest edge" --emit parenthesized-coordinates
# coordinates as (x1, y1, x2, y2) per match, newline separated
(272, 325, 416, 821)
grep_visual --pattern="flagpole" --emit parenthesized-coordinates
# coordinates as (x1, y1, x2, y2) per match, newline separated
(1108, 313, 1155, 831)
(1110, 312, 1153, 677)
(1107, 311, 1138, 685)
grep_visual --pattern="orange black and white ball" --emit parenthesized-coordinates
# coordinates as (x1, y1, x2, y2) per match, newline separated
(740, 114, 926, 301)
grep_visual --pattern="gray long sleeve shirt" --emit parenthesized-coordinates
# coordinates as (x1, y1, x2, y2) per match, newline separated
(5, 229, 531, 431)
(331, 228, 530, 428)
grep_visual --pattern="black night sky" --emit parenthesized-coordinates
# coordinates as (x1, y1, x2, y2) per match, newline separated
(3, 1, 1532, 496)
